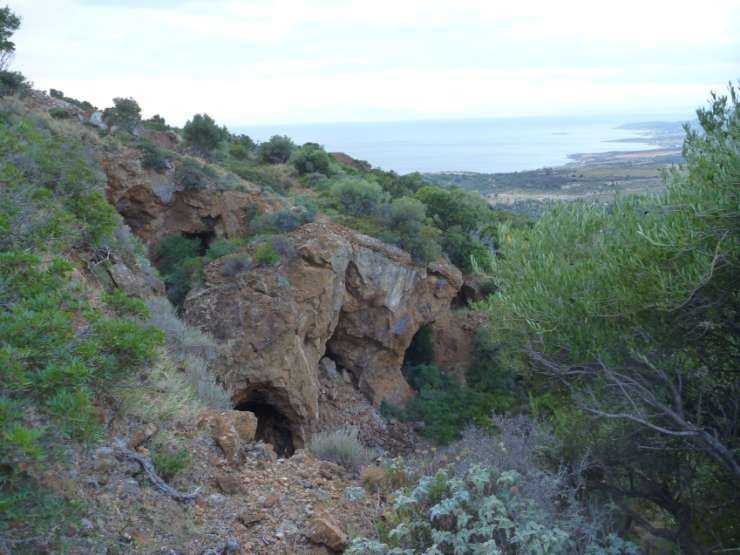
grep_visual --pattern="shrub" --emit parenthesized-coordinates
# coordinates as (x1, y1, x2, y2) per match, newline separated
(254, 242, 280, 267)
(103, 97, 141, 132)
(155, 235, 203, 305)
(290, 142, 331, 175)
(258, 134, 296, 164)
(347, 463, 638, 555)
(307, 427, 378, 473)
(174, 158, 217, 190)
(103, 288, 150, 318)
(48, 106, 70, 119)
(137, 140, 170, 172)
(330, 177, 387, 217)
(203, 238, 243, 264)
(151, 446, 191, 482)
(392, 364, 513, 444)
(143, 114, 168, 131)
(228, 133, 256, 160)
(252, 206, 315, 234)
(0, 69, 27, 96)
(183, 113, 227, 156)
(221, 255, 252, 277)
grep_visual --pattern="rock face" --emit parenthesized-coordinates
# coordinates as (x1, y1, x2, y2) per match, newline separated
(103, 147, 269, 250)
(183, 223, 462, 446)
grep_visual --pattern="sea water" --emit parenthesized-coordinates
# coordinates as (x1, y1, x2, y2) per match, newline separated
(234, 114, 686, 174)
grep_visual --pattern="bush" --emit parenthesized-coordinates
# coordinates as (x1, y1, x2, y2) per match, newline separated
(203, 238, 243, 264)
(0, 69, 28, 96)
(259, 134, 296, 164)
(252, 206, 315, 234)
(151, 446, 191, 482)
(48, 106, 70, 119)
(155, 235, 203, 305)
(228, 133, 256, 160)
(389, 364, 513, 444)
(183, 113, 227, 156)
(103, 97, 141, 132)
(143, 114, 168, 131)
(137, 140, 171, 172)
(175, 158, 216, 191)
(347, 462, 638, 555)
(290, 142, 331, 175)
(254, 242, 280, 267)
(330, 177, 387, 217)
(220, 255, 252, 277)
(307, 427, 378, 473)
(104, 288, 150, 318)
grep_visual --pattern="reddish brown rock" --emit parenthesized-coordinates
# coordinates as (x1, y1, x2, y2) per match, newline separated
(200, 410, 258, 463)
(306, 513, 348, 552)
(183, 223, 462, 445)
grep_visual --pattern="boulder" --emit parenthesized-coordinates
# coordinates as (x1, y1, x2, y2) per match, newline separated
(306, 513, 348, 552)
(184, 223, 462, 444)
(200, 410, 257, 463)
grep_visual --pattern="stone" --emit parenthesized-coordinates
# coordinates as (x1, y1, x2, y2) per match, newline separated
(184, 223, 462, 444)
(206, 493, 226, 507)
(215, 473, 242, 495)
(319, 357, 340, 382)
(237, 510, 265, 527)
(200, 410, 257, 463)
(88, 111, 107, 130)
(306, 514, 348, 552)
(128, 423, 157, 449)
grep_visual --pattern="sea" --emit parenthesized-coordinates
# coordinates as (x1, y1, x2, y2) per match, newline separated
(234, 114, 687, 175)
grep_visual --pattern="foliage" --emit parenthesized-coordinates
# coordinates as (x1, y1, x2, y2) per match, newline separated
(484, 85, 740, 550)
(136, 139, 171, 172)
(155, 235, 204, 306)
(183, 113, 227, 156)
(104, 288, 150, 318)
(175, 157, 216, 190)
(228, 133, 256, 160)
(254, 242, 280, 266)
(48, 106, 70, 119)
(290, 142, 331, 175)
(151, 446, 191, 482)
(387, 365, 513, 445)
(347, 463, 638, 555)
(103, 97, 141, 132)
(330, 177, 387, 217)
(258, 134, 296, 164)
(307, 427, 378, 473)
(0, 69, 29, 96)
(251, 206, 315, 234)
(142, 113, 168, 131)
(0, 6, 20, 65)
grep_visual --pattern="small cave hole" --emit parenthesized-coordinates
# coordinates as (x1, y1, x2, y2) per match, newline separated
(402, 323, 434, 372)
(234, 393, 295, 457)
(182, 230, 215, 256)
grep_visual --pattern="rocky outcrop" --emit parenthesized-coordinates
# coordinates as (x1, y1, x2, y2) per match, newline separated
(183, 223, 462, 445)
(103, 147, 269, 250)
(431, 310, 488, 372)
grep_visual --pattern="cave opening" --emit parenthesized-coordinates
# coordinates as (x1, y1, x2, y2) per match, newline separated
(181, 230, 215, 256)
(402, 323, 434, 371)
(234, 392, 295, 457)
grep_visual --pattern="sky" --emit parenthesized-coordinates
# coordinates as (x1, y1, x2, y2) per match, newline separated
(9, 0, 740, 126)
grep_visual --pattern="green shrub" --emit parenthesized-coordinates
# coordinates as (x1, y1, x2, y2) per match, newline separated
(183, 113, 227, 156)
(307, 427, 378, 473)
(155, 235, 204, 305)
(252, 206, 315, 234)
(142, 114, 168, 131)
(254, 242, 280, 267)
(258, 134, 296, 164)
(103, 97, 141, 132)
(48, 106, 70, 119)
(137, 140, 171, 172)
(0, 69, 29, 96)
(347, 464, 639, 555)
(290, 142, 331, 175)
(228, 133, 256, 160)
(392, 364, 513, 444)
(203, 238, 243, 264)
(151, 447, 191, 482)
(330, 177, 387, 217)
(175, 157, 217, 190)
(103, 288, 150, 318)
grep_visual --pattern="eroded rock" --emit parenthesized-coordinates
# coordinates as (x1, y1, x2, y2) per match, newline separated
(184, 223, 462, 444)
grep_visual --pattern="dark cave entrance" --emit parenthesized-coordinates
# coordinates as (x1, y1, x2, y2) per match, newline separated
(182, 229, 215, 256)
(234, 391, 295, 457)
(402, 323, 434, 371)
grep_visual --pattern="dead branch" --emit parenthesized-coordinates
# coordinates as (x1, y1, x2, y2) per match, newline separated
(114, 445, 200, 502)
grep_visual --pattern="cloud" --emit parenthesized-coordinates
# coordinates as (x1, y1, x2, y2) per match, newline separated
(10, 0, 740, 123)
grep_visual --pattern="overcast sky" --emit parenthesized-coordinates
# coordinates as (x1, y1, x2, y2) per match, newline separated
(10, 0, 740, 126)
